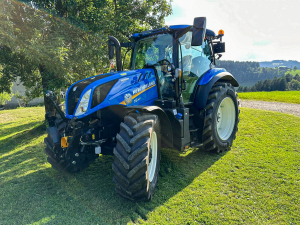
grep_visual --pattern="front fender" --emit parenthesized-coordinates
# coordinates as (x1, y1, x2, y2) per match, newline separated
(193, 70, 239, 110)
(126, 105, 173, 148)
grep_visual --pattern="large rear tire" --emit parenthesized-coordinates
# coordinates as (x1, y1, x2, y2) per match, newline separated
(202, 83, 239, 153)
(112, 113, 161, 201)
(44, 115, 97, 173)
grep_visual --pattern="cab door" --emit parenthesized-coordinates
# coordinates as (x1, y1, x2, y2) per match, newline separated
(179, 32, 212, 103)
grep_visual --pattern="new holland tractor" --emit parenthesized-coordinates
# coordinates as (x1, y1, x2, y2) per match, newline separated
(44, 17, 240, 201)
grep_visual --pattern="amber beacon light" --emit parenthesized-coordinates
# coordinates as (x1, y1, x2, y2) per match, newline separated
(218, 29, 224, 36)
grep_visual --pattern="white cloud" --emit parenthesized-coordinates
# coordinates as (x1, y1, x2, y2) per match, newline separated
(165, 0, 300, 61)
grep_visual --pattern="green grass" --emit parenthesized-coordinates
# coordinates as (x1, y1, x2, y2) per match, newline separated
(286, 69, 300, 76)
(1, 107, 300, 224)
(239, 91, 300, 104)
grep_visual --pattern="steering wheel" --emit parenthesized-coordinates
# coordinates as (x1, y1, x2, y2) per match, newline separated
(143, 59, 171, 69)
(156, 59, 172, 66)
(156, 59, 175, 78)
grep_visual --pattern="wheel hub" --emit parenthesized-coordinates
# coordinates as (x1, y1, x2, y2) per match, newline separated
(149, 131, 157, 182)
(216, 97, 236, 140)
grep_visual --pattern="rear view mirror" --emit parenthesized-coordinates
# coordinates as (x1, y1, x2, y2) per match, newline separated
(213, 42, 225, 53)
(191, 17, 206, 46)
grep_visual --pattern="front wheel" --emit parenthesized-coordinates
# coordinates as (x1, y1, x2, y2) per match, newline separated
(202, 83, 239, 153)
(112, 113, 161, 201)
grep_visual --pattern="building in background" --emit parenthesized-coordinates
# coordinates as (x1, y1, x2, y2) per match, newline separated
(4, 77, 44, 109)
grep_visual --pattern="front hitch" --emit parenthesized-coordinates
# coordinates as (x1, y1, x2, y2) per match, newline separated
(45, 90, 68, 122)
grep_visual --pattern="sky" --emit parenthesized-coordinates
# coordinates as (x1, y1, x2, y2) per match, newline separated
(165, 0, 300, 62)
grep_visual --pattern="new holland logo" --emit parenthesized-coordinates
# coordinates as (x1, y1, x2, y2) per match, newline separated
(133, 80, 155, 95)
(124, 93, 132, 105)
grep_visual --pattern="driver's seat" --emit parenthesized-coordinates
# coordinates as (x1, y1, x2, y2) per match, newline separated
(191, 57, 201, 77)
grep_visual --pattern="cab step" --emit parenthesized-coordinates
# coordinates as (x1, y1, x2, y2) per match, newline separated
(190, 142, 203, 148)
(189, 128, 199, 132)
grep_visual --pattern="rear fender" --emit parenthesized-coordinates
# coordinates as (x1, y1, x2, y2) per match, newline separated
(126, 106, 173, 148)
(193, 71, 239, 110)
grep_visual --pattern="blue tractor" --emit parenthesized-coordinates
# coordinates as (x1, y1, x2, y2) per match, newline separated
(44, 17, 240, 201)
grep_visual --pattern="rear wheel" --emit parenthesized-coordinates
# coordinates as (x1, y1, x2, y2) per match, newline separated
(112, 113, 161, 201)
(202, 83, 239, 153)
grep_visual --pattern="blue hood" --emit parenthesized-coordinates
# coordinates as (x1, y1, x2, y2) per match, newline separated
(65, 69, 158, 119)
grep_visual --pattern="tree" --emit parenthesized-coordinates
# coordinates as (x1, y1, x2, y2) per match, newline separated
(271, 77, 278, 91)
(294, 74, 300, 82)
(254, 80, 263, 91)
(243, 86, 250, 92)
(14, 91, 31, 107)
(0, 0, 172, 112)
(285, 73, 293, 83)
(237, 86, 244, 92)
(250, 86, 257, 92)
(262, 79, 272, 91)
(0, 1, 108, 112)
(216, 60, 285, 86)
(0, 92, 13, 106)
(294, 66, 298, 71)
(0, 82, 13, 106)
(288, 80, 300, 90)
(279, 77, 287, 91)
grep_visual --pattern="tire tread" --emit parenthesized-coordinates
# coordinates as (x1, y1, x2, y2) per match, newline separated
(113, 112, 160, 201)
(202, 82, 239, 153)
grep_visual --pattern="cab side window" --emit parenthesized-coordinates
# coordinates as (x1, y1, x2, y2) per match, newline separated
(179, 32, 212, 102)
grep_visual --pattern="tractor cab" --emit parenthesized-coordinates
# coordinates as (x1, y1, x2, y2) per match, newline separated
(110, 19, 226, 107)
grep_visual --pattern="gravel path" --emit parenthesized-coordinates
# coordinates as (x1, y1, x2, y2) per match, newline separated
(241, 100, 300, 117)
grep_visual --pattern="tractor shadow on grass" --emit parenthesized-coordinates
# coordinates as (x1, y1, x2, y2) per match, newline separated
(0, 122, 105, 224)
(0, 121, 45, 156)
(0, 121, 14, 129)
(0, 123, 47, 183)
(40, 147, 226, 224)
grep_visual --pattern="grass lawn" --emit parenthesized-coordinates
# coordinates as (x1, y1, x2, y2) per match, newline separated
(238, 91, 300, 104)
(0, 107, 300, 224)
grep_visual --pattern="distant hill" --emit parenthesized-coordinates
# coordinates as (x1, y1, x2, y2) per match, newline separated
(260, 60, 300, 69)
(216, 60, 286, 87)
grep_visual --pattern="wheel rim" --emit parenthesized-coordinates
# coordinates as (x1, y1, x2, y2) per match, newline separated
(217, 97, 236, 140)
(149, 131, 157, 182)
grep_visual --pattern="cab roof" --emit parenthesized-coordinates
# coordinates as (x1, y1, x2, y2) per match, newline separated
(131, 25, 216, 41)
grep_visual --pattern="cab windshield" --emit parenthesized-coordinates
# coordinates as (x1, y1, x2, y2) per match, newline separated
(132, 34, 174, 69)
(131, 32, 213, 101)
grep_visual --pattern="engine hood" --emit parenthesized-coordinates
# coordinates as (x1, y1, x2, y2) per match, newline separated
(65, 69, 158, 119)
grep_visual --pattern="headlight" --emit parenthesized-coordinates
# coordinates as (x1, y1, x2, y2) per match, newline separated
(75, 89, 91, 116)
